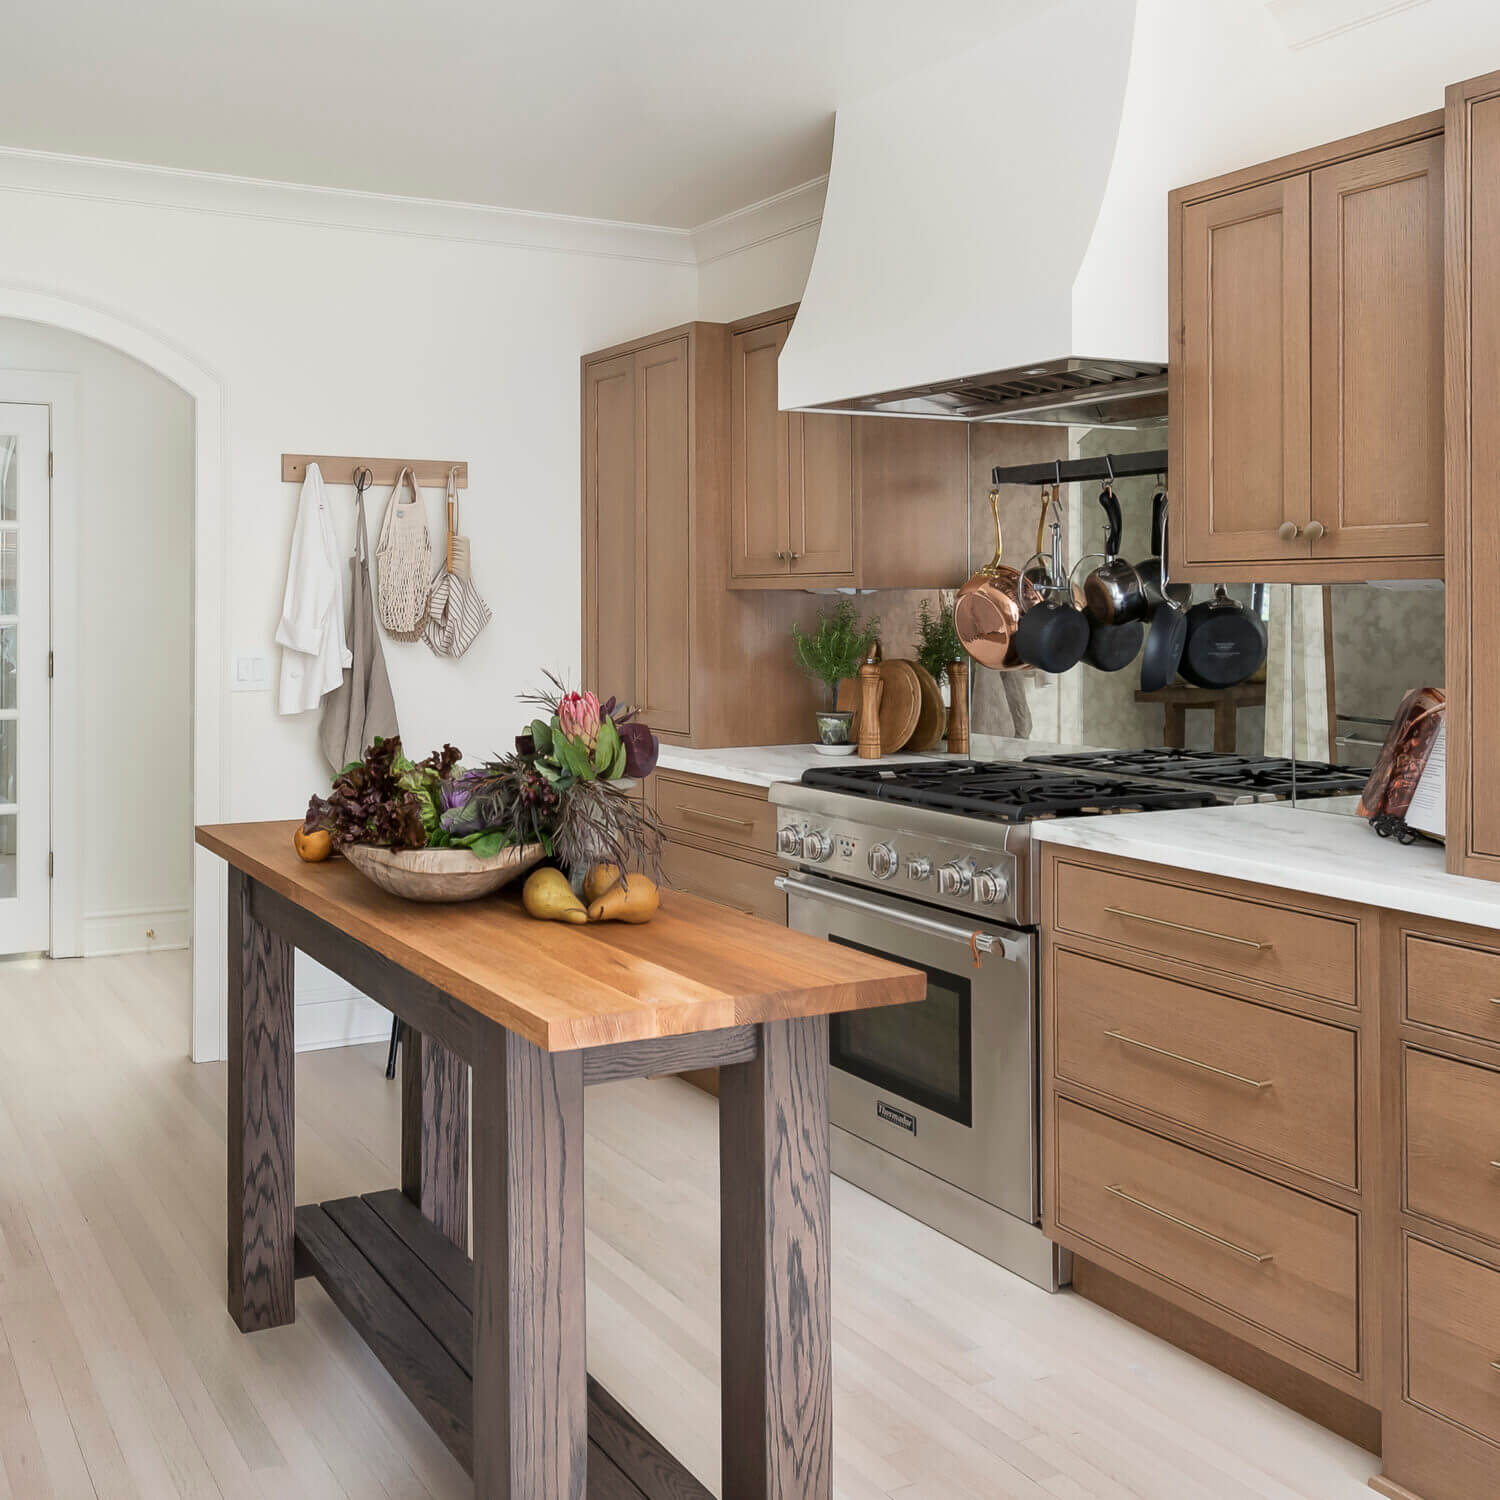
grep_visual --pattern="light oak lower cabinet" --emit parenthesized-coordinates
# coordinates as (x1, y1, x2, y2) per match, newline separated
(654, 770, 786, 1096)
(1379, 914, 1500, 1500)
(1041, 845, 1380, 1447)
(1043, 846, 1500, 1500)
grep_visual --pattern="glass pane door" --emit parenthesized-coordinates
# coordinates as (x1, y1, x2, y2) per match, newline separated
(0, 406, 51, 952)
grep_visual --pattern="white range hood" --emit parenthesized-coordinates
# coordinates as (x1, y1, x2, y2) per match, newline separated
(778, 0, 1160, 423)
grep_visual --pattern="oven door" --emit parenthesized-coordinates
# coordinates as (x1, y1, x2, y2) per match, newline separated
(778, 871, 1037, 1224)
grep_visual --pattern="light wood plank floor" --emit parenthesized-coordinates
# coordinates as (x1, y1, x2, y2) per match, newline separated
(0, 951, 1381, 1499)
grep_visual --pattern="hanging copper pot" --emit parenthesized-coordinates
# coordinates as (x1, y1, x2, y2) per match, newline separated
(955, 488, 1042, 670)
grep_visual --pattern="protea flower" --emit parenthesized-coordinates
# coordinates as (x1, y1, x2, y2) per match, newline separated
(557, 689, 601, 750)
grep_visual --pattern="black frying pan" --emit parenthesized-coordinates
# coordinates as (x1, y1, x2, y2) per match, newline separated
(1140, 502, 1188, 693)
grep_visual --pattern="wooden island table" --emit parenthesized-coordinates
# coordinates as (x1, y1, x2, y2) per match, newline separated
(196, 822, 925, 1499)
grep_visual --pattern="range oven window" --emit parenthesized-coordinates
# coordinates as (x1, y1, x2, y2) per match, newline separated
(828, 937, 972, 1127)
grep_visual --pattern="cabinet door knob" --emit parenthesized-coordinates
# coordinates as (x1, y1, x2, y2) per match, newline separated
(789, 551, 799, 561)
(1277, 521, 1303, 542)
(1304, 520, 1327, 542)
(775, 550, 787, 560)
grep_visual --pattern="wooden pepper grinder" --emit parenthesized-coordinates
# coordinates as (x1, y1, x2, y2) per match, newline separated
(858, 640, 884, 760)
(946, 658, 970, 756)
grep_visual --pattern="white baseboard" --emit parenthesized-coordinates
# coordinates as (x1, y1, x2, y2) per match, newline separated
(83, 904, 190, 956)
(295, 992, 393, 1053)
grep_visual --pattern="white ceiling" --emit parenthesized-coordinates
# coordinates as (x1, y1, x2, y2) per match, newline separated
(3, 1, 1027, 228)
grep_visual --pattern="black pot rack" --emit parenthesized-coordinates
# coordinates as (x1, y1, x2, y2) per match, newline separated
(990, 448, 1168, 488)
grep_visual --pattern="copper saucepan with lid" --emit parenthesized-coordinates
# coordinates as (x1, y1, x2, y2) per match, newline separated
(955, 488, 1042, 670)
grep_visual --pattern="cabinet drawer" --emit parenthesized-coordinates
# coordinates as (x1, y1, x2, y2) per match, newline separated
(1051, 859, 1357, 1006)
(655, 775, 775, 857)
(1406, 1049, 1500, 1246)
(1407, 1238, 1500, 1447)
(1405, 935, 1500, 1046)
(1054, 1099, 1360, 1373)
(660, 839, 785, 924)
(1053, 949, 1358, 1185)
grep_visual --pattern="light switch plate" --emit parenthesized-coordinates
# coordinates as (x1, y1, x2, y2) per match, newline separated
(232, 653, 272, 692)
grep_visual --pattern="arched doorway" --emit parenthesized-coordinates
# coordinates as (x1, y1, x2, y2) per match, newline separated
(0, 284, 228, 1061)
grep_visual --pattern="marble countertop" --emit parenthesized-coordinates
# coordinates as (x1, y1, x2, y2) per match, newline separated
(1032, 800, 1500, 931)
(655, 736, 1081, 790)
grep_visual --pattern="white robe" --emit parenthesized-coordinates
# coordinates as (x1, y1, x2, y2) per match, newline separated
(276, 463, 351, 714)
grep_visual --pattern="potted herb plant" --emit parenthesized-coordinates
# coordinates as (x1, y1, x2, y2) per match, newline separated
(790, 598, 880, 749)
(916, 597, 963, 702)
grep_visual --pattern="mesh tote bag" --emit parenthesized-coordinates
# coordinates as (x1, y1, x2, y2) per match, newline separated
(375, 466, 434, 641)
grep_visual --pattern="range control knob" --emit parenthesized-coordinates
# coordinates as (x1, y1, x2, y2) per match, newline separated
(802, 830, 834, 863)
(973, 867, 1009, 906)
(937, 861, 972, 897)
(777, 825, 803, 856)
(906, 857, 932, 882)
(868, 843, 898, 880)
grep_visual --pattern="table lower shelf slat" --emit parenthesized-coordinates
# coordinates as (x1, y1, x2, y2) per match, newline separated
(294, 1190, 711, 1499)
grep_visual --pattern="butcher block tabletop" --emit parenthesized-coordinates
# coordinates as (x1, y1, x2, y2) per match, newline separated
(197, 821, 925, 1052)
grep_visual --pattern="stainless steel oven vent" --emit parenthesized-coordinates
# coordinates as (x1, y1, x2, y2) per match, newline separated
(796, 356, 1168, 428)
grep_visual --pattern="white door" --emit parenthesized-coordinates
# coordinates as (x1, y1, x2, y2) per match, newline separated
(0, 404, 50, 954)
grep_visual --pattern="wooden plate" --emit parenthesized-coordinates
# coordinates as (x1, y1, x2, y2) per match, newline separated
(907, 664, 946, 752)
(343, 842, 545, 902)
(836, 660, 924, 753)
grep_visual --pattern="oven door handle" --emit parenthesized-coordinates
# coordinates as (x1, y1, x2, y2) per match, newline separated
(775, 874, 1027, 962)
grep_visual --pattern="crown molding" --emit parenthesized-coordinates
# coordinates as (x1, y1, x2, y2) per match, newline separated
(0, 145, 699, 265)
(690, 176, 828, 265)
(1262, 0, 1432, 50)
(0, 144, 826, 271)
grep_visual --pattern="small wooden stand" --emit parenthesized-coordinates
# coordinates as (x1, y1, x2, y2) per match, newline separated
(946, 660, 970, 756)
(858, 643, 884, 760)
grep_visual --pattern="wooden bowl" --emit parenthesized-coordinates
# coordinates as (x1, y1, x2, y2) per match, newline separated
(343, 842, 545, 903)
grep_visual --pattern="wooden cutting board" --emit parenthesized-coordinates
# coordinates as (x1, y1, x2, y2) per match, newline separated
(907, 664, 946, 752)
(837, 659, 924, 754)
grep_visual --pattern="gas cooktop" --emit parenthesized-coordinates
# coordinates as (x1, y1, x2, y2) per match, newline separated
(1024, 747, 1368, 800)
(798, 759, 1222, 823)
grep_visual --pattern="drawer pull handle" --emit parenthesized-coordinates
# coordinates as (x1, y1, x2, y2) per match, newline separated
(1103, 906, 1271, 952)
(682, 808, 756, 830)
(1105, 1185, 1275, 1264)
(1104, 1030, 1272, 1090)
(1491, 1362, 1500, 1374)
(1489, 1161, 1500, 1171)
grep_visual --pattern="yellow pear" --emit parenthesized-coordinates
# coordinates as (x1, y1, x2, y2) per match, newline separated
(582, 863, 624, 905)
(522, 868, 589, 924)
(587, 874, 660, 924)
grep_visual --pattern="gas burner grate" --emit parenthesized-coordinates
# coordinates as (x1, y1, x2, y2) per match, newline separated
(799, 760, 1220, 823)
(1026, 748, 1367, 799)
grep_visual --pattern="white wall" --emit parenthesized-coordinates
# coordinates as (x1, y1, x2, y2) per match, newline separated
(1075, 0, 1500, 360)
(0, 153, 703, 1054)
(0, 321, 194, 954)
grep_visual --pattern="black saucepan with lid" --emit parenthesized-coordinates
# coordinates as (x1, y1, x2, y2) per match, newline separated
(1179, 585, 1267, 688)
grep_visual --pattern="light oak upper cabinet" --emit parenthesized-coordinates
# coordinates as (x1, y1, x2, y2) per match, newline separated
(582, 320, 836, 749)
(1171, 116, 1445, 581)
(728, 307, 966, 590)
(582, 333, 691, 737)
(1447, 71, 1500, 880)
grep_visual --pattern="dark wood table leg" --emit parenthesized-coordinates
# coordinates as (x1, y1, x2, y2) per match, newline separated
(471, 1020, 587, 1498)
(718, 1016, 833, 1500)
(227, 869, 296, 1333)
(401, 1025, 470, 1251)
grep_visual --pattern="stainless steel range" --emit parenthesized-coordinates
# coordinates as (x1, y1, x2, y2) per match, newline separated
(769, 752, 1363, 1291)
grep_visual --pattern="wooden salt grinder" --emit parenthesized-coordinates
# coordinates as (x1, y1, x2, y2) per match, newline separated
(858, 641, 884, 760)
(946, 659, 970, 755)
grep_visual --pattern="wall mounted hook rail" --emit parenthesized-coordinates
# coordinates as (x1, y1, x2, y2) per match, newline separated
(281, 455, 468, 489)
